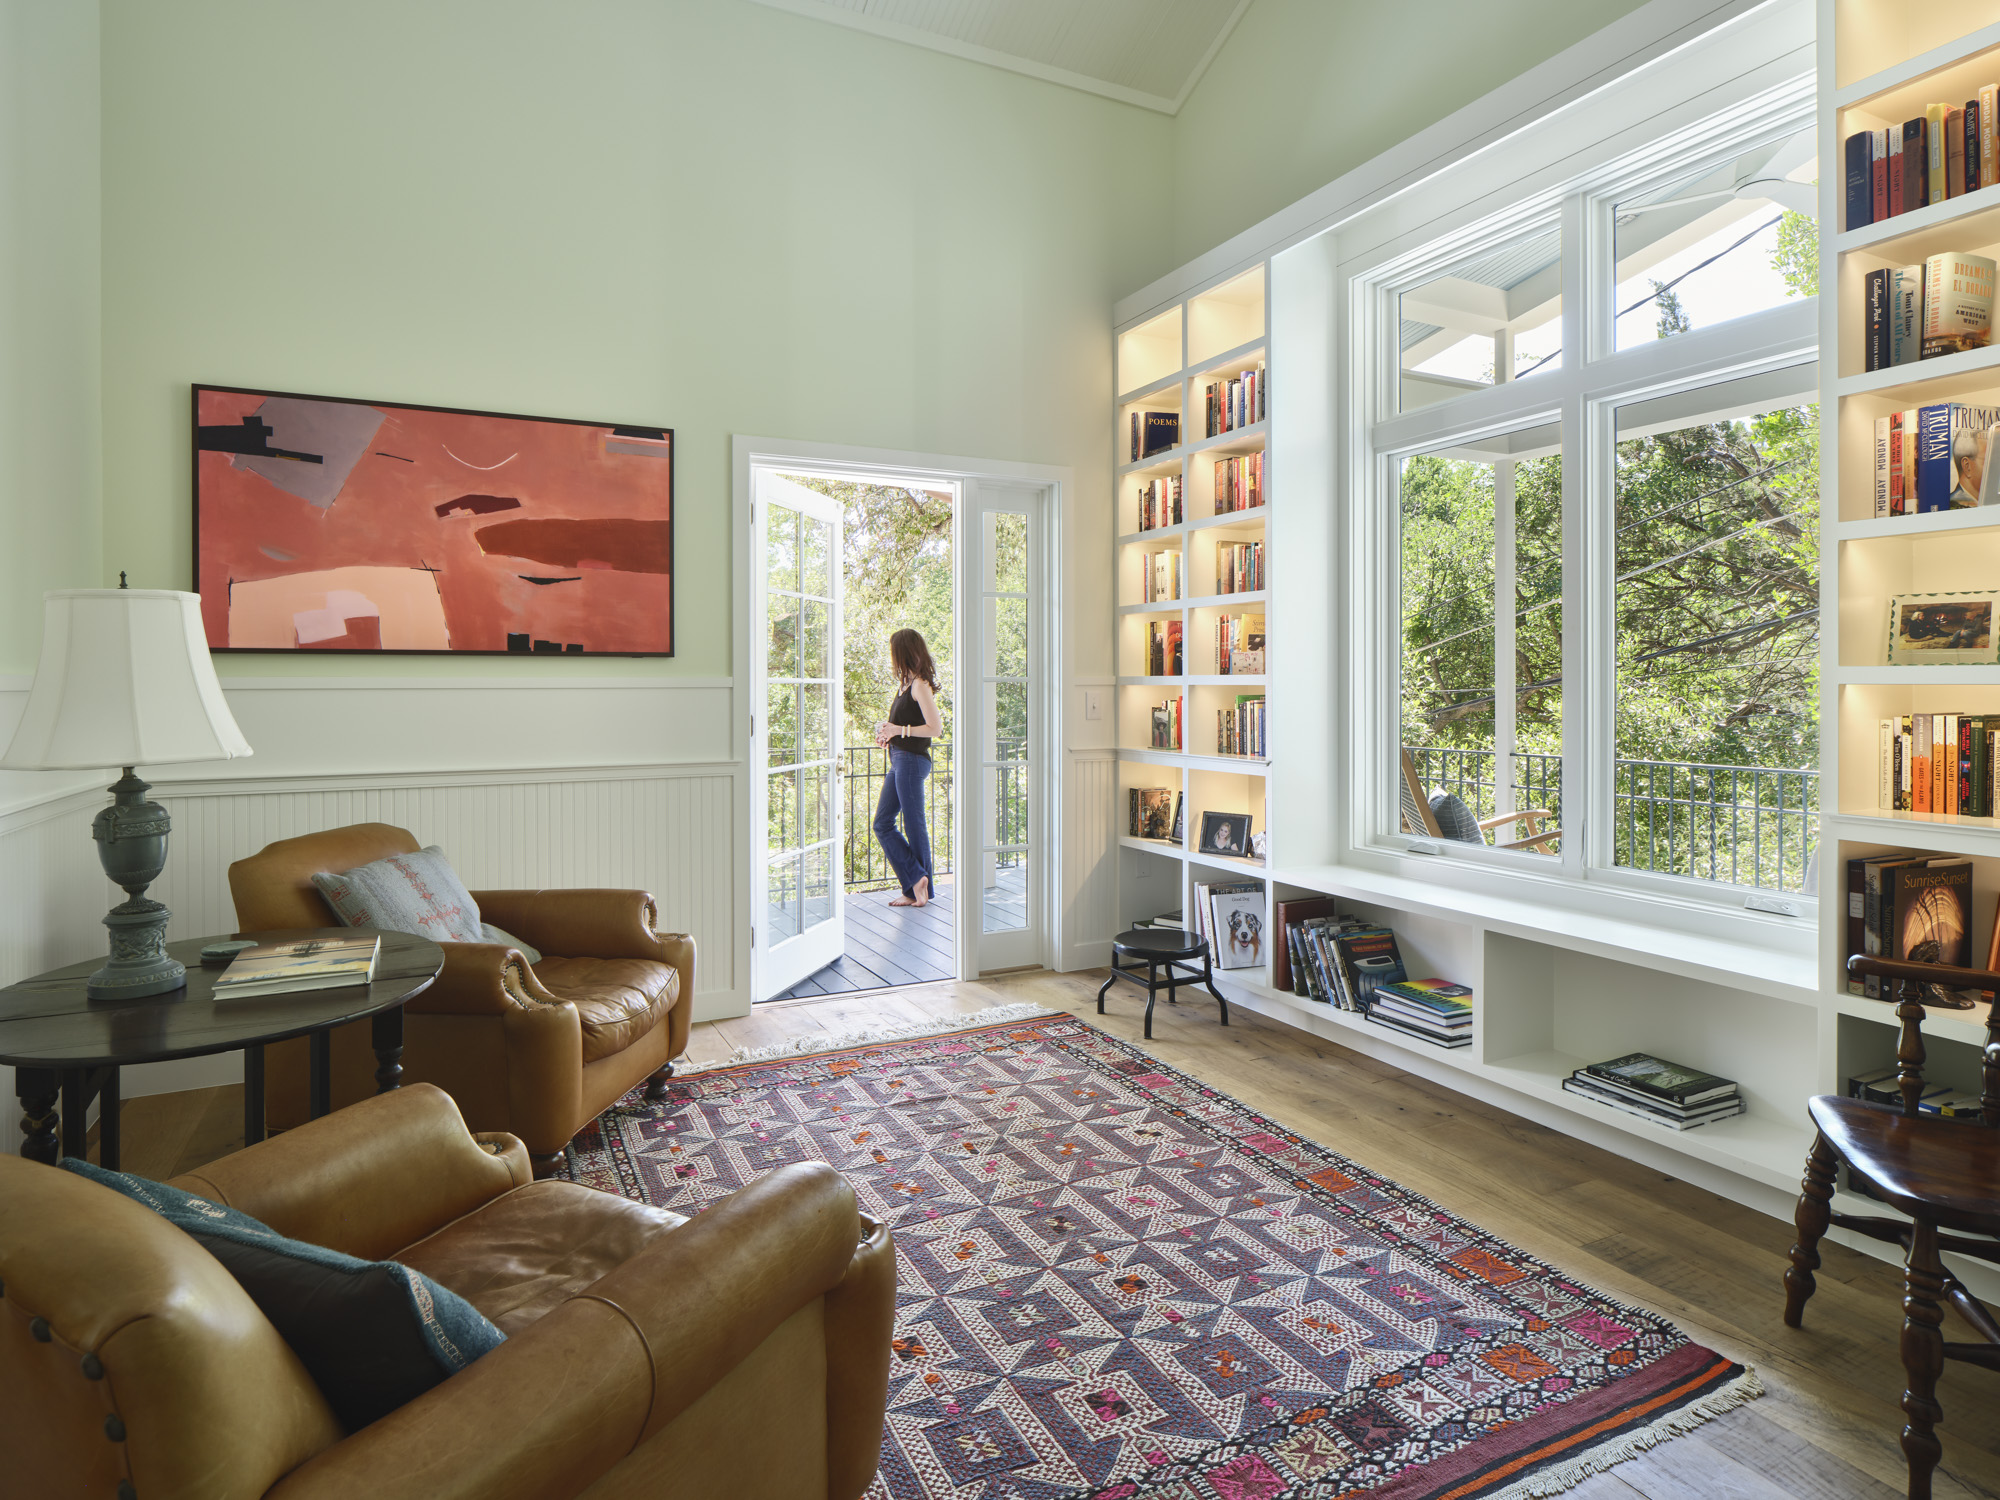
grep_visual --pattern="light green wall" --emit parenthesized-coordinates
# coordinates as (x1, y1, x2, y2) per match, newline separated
(99, 0, 1175, 679)
(1, 0, 101, 676)
(1170, 0, 1652, 266)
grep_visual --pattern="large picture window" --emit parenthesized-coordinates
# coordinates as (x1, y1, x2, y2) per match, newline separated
(1373, 103, 1818, 903)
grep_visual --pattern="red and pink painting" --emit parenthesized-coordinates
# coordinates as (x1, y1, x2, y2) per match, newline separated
(193, 386, 673, 655)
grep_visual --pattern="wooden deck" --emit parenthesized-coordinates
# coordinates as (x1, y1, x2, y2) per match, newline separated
(772, 865, 1027, 1001)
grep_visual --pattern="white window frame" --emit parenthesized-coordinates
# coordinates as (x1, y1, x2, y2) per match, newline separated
(1337, 33, 1820, 948)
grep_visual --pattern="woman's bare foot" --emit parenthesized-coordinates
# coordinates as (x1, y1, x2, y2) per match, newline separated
(889, 890, 917, 907)
(912, 876, 930, 908)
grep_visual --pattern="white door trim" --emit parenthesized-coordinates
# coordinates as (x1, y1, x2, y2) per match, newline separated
(732, 436, 1073, 1000)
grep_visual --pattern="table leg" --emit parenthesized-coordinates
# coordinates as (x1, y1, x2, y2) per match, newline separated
(243, 1044, 265, 1148)
(17, 1068, 58, 1165)
(1144, 961, 1158, 1041)
(371, 1005, 404, 1094)
(60, 1069, 87, 1162)
(99, 1067, 121, 1171)
(309, 1028, 331, 1118)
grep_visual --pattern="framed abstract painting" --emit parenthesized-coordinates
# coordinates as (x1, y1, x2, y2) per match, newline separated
(193, 385, 674, 655)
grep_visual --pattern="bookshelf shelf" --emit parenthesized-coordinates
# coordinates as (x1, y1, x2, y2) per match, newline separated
(1824, 807, 2000, 848)
(1833, 665, 2000, 684)
(1833, 19, 2000, 115)
(1184, 508, 1267, 536)
(1116, 600, 1186, 616)
(1118, 449, 1186, 479)
(1836, 340, 2000, 401)
(1188, 338, 1268, 385)
(1118, 835, 1184, 859)
(1116, 674, 1186, 687)
(1835, 179, 2000, 260)
(1117, 523, 1188, 545)
(1834, 508, 2000, 542)
(1185, 674, 1267, 687)
(1186, 422, 1269, 459)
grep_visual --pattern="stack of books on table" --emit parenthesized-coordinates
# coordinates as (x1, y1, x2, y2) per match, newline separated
(1365, 979, 1472, 1049)
(213, 934, 380, 998)
(1562, 1053, 1743, 1131)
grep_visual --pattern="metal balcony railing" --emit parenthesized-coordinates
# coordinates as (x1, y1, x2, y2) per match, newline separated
(1407, 744, 1818, 894)
(840, 738, 1028, 892)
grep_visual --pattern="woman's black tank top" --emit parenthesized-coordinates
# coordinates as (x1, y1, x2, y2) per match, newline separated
(888, 683, 930, 757)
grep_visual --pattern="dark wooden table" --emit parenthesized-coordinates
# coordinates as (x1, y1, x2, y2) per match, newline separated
(0, 929, 442, 1170)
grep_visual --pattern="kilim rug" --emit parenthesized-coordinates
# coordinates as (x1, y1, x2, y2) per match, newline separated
(560, 1005, 1759, 1499)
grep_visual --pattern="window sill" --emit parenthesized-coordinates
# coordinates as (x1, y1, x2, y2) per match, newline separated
(1269, 852, 1820, 1008)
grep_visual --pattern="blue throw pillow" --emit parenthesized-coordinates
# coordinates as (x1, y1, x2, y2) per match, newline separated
(61, 1160, 504, 1430)
(1428, 791, 1485, 843)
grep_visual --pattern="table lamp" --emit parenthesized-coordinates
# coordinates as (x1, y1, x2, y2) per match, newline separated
(1, 586, 252, 998)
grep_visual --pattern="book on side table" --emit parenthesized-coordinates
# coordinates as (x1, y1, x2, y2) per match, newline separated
(213, 935, 382, 998)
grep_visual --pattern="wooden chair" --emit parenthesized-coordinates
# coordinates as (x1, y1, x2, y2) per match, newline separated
(1398, 747, 1560, 852)
(1784, 953, 2000, 1500)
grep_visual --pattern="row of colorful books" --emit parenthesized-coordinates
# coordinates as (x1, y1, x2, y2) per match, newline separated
(1130, 409, 1179, 462)
(1141, 550, 1182, 602)
(1135, 476, 1182, 532)
(1843, 849, 1978, 999)
(1189, 880, 1267, 971)
(1845, 100, 1998, 232)
(1214, 453, 1265, 514)
(1275, 902, 1474, 1049)
(1145, 619, 1183, 677)
(1204, 364, 1266, 438)
(1149, 695, 1183, 750)
(1213, 612, 1263, 675)
(1562, 1054, 1743, 1131)
(1216, 541, 1264, 594)
(1849, 1065, 1987, 1119)
(1869, 402, 2000, 512)
(1217, 696, 1266, 758)
(1127, 787, 1182, 842)
(1876, 712, 2000, 814)
(1862, 257, 1994, 373)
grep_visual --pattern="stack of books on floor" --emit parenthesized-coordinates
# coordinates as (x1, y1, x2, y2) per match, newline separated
(1365, 978, 1472, 1049)
(1562, 1053, 1743, 1131)
(1133, 910, 1183, 931)
(1848, 1064, 1984, 1119)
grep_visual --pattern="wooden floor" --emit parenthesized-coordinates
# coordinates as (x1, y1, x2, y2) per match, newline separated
(773, 865, 1029, 1001)
(114, 969, 2000, 1499)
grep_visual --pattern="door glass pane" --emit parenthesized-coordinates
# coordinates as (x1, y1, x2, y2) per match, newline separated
(1612, 377, 1818, 890)
(769, 600, 802, 680)
(990, 763, 1028, 848)
(992, 681, 1028, 748)
(802, 599, 830, 679)
(1614, 125, 1816, 352)
(986, 512, 1028, 593)
(1398, 421, 1562, 858)
(767, 682, 799, 767)
(802, 845, 833, 930)
(767, 768, 798, 852)
(801, 681, 831, 760)
(990, 599, 1027, 677)
(767, 853, 801, 941)
(768, 509, 799, 595)
(800, 764, 831, 847)
(801, 514, 833, 597)
(1398, 223, 1562, 411)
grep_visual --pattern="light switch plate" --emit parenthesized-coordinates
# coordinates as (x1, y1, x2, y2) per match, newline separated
(1084, 688, 1104, 721)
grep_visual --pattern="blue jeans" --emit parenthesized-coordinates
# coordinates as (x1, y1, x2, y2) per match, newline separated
(874, 748, 934, 898)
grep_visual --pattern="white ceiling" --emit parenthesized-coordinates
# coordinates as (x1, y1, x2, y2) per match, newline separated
(742, 0, 1254, 114)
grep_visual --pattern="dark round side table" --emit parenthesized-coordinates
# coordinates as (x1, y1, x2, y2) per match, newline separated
(1096, 927, 1230, 1040)
(0, 928, 443, 1170)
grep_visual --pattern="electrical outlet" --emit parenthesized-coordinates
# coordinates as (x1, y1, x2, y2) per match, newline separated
(1084, 688, 1104, 721)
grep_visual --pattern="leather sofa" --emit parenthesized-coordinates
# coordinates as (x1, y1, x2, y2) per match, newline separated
(228, 823, 694, 1173)
(0, 1083, 895, 1500)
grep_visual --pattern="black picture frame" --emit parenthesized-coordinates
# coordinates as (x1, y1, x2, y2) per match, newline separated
(1199, 811, 1251, 858)
(192, 383, 675, 656)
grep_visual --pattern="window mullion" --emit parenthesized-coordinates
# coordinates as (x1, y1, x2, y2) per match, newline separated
(1559, 191, 1594, 881)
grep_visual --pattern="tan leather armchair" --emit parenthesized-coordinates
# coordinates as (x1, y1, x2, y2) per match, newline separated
(228, 823, 694, 1173)
(0, 1083, 895, 1500)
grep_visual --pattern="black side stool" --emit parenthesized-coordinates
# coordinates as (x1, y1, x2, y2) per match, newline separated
(1097, 928, 1229, 1040)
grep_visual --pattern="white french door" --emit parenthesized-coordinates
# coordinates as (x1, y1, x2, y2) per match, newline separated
(752, 470, 844, 999)
(960, 481, 1046, 972)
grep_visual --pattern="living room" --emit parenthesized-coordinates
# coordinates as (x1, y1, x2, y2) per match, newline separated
(6, 0, 1997, 1496)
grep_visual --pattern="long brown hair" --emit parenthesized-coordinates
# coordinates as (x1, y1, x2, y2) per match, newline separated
(890, 628, 938, 691)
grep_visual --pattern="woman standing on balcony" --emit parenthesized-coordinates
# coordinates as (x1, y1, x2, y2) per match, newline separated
(874, 628, 943, 908)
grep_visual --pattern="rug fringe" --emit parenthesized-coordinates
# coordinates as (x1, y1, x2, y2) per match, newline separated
(677, 1002, 1060, 1073)
(1489, 1366, 1765, 1499)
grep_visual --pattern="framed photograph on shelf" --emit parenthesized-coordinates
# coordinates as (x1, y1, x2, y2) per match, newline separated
(1199, 811, 1252, 858)
(1886, 591, 2000, 666)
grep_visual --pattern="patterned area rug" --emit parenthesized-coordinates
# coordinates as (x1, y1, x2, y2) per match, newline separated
(562, 1008, 1758, 1499)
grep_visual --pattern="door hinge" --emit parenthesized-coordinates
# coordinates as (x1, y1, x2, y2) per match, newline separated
(750, 927, 756, 949)
(750, 713, 756, 738)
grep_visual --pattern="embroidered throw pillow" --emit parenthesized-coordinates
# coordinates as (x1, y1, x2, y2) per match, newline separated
(61, 1160, 504, 1431)
(313, 846, 483, 944)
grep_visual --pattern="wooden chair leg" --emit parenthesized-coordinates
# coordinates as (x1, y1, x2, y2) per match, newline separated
(529, 1150, 566, 1180)
(643, 1062, 676, 1102)
(1783, 1130, 1838, 1327)
(1902, 1217, 1948, 1500)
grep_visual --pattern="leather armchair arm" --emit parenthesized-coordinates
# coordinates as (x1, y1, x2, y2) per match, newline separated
(405, 942, 570, 1017)
(264, 1163, 871, 1500)
(170, 1084, 528, 1262)
(472, 889, 693, 969)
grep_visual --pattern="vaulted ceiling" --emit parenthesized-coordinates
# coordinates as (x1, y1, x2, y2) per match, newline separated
(742, 0, 1253, 113)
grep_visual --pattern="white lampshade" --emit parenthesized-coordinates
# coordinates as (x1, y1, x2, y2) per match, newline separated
(1, 590, 252, 770)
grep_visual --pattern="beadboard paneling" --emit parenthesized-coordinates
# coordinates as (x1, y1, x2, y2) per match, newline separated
(1064, 751, 1118, 968)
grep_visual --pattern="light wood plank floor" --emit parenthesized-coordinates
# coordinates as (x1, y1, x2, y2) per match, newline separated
(117, 969, 2000, 1499)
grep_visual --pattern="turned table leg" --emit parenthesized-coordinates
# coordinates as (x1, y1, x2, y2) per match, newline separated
(17, 1067, 58, 1165)
(371, 1006, 404, 1094)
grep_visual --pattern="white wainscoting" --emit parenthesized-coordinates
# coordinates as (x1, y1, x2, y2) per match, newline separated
(1062, 750, 1118, 970)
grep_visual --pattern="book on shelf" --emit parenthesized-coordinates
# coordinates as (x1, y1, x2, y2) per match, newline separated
(1207, 886, 1268, 970)
(1848, 1065, 1986, 1118)
(1365, 978, 1473, 1049)
(1146, 618, 1184, 676)
(1333, 928, 1407, 1009)
(1214, 612, 1263, 674)
(1213, 453, 1265, 514)
(1273, 896, 1339, 993)
(1845, 851, 1974, 1000)
(1130, 409, 1180, 462)
(1904, 115, 1930, 213)
(1949, 107, 1968, 199)
(1217, 695, 1265, 757)
(1149, 695, 1183, 750)
(1189, 877, 1263, 963)
(1876, 715, 2000, 815)
(1136, 476, 1183, 532)
(213, 934, 381, 998)
(1203, 363, 1266, 438)
(1172, 791, 1184, 844)
(1875, 403, 2000, 511)
(1848, 105, 2000, 228)
(1560, 1075, 1745, 1130)
(1923, 255, 1996, 359)
(1128, 786, 1174, 840)
(1578, 1052, 1739, 1106)
(1216, 540, 1264, 594)
(1141, 550, 1183, 602)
